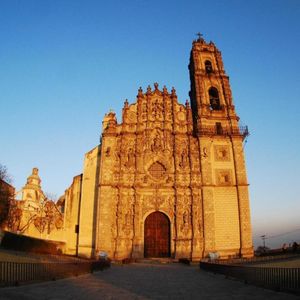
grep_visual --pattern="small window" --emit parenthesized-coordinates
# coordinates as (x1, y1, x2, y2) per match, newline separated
(216, 122, 223, 135)
(209, 87, 221, 110)
(205, 60, 213, 73)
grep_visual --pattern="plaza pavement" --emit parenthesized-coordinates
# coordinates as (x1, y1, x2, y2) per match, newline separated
(0, 263, 298, 299)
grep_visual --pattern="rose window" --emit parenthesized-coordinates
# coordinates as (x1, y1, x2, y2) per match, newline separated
(148, 162, 166, 179)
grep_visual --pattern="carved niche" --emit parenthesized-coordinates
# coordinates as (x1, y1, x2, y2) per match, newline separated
(151, 134, 163, 153)
(214, 145, 230, 161)
(179, 149, 189, 169)
(216, 169, 233, 185)
(142, 193, 172, 216)
(151, 99, 164, 120)
(176, 192, 192, 238)
(117, 192, 134, 237)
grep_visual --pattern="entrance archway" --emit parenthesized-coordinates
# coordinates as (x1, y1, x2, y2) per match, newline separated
(144, 211, 170, 258)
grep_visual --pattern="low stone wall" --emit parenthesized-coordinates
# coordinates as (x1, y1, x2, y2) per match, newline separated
(200, 258, 300, 295)
(0, 231, 65, 255)
(0, 259, 111, 287)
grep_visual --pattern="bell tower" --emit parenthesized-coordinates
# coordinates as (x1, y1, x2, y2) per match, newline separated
(189, 35, 241, 132)
(189, 36, 254, 258)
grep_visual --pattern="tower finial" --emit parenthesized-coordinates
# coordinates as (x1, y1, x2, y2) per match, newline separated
(196, 32, 203, 40)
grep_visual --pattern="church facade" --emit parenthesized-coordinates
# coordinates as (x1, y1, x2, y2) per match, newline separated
(5, 37, 253, 260)
(68, 37, 254, 260)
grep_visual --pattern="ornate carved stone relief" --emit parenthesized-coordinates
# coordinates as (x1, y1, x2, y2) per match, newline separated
(176, 107, 186, 123)
(179, 149, 189, 169)
(125, 147, 135, 169)
(176, 192, 192, 238)
(214, 145, 230, 161)
(151, 99, 164, 120)
(151, 133, 163, 153)
(215, 169, 232, 185)
(116, 192, 135, 237)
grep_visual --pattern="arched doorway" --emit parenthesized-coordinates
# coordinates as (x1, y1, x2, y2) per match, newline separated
(144, 212, 170, 258)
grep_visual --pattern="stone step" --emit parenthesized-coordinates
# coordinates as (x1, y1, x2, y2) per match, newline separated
(136, 258, 176, 264)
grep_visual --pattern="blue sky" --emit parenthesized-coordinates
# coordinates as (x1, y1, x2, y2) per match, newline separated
(0, 0, 299, 248)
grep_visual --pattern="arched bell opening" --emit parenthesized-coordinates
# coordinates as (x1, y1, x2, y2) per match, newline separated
(209, 87, 221, 110)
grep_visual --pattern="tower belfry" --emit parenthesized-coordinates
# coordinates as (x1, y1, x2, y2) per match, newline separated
(189, 37, 246, 135)
(189, 37, 253, 257)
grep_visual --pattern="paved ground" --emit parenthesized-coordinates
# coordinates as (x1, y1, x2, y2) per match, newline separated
(0, 263, 298, 299)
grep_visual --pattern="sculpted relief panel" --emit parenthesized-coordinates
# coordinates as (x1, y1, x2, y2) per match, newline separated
(100, 84, 202, 259)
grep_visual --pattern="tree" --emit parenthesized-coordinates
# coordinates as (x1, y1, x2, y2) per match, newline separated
(0, 164, 12, 184)
(0, 164, 14, 229)
(44, 192, 58, 202)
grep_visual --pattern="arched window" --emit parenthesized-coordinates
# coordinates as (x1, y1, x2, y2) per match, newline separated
(209, 87, 221, 110)
(216, 122, 223, 135)
(205, 60, 213, 73)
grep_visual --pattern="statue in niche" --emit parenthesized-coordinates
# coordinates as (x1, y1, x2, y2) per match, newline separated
(152, 99, 163, 119)
(122, 201, 133, 235)
(151, 134, 163, 152)
(179, 149, 188, 168)
(142, 103, 147, 112)
(167, 107, 172, 120)
(183, 210, 188, 225)
(125, 148, 135, 168)
(142, 103, 147, 119)
(105, 147, 111, 157)
(180, 209, 190, 235)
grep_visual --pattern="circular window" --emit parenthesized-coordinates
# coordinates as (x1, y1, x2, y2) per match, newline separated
(148, 162, 166, 179)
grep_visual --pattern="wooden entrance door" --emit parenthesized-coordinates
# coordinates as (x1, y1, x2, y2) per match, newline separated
(144, 212, 170, 258)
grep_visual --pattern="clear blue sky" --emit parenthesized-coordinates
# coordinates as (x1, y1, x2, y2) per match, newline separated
(0, 0, 299, 248)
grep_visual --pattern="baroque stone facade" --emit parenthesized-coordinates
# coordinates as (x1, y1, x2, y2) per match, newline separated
(72, 37, 254, 260)
(5, 37, 254, 260)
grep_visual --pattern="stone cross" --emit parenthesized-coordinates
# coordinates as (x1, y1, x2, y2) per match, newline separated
(196, 32, 203, 39)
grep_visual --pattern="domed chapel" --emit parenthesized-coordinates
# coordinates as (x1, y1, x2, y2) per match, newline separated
(15, 37, 253, 261)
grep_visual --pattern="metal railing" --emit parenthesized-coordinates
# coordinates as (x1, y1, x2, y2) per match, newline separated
(200, 260, 300, 295)
(202, 252, 300, 266)
(198, 125, 249, 139)
(0, 260, 110, 287)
